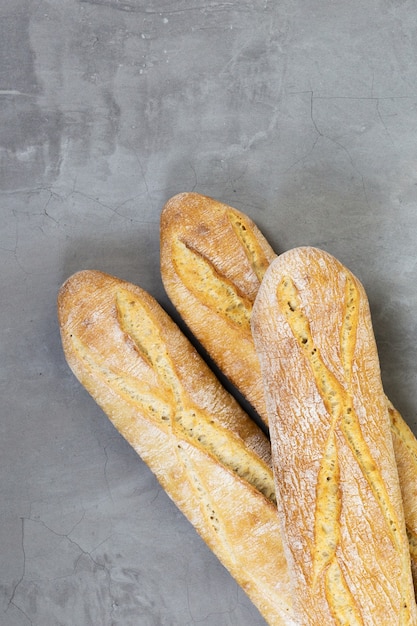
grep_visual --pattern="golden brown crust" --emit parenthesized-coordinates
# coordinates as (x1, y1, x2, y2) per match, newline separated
(251, 247, 417, 625)
(161, 194, 417, 586)
(160, 192, 276, 425)
(57, 269, 295, 626)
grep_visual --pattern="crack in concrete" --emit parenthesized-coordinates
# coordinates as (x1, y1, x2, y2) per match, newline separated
(4, 518, 33, 624)
(376, 99, 397, 148)
(3, 510, 120, 625)
(6, 518, 26, 611)
(127, 141, 154, 213)
(4, 511, 113, 612)
(308, 90, 372, 210)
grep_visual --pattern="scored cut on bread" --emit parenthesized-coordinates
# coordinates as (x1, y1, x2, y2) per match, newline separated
(57, 269, 296, 626)
(160, 192, 276, 426)
(160, 192, 417, 582)
(251, 247, 417, 625)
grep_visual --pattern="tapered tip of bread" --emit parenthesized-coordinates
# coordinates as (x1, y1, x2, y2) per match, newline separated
(160, 192, 276, 295)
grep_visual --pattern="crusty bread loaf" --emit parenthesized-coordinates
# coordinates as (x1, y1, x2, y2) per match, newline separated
(160, 192, 417, 584)
(160, 192, 276, 426)
(251, 247, 417, 625)
(57, 269, 296, 626)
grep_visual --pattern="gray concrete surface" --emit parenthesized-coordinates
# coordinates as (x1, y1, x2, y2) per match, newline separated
(2, 1, 417, 624)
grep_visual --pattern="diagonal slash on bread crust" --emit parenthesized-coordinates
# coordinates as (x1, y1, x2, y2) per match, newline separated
(277, 273, 407, 624)
(114, 287, 276, 503)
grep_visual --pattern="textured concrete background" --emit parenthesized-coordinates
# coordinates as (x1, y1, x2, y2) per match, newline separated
(2, 1, 417, 624)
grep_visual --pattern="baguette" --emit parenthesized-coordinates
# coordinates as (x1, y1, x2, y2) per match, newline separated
(160, 192, 276, 426)
(251, 247, 417, 624)
(160, 192, 417, 582)
(57, 269, 296, 626)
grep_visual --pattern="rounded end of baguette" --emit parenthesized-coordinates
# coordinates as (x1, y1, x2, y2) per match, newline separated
(159, 192, 277, 426)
